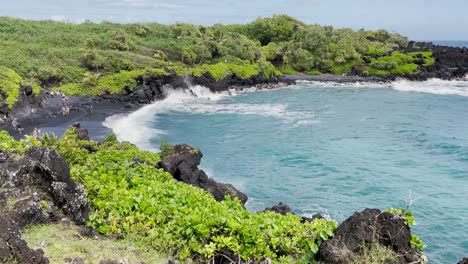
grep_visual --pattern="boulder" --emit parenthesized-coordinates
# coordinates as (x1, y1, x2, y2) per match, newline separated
(318, 208, 424, 264)
(72, 122, 89, 141)
(158, 144, 248, 205)
(0, 146, 91, 263)
(264, 202, 292, 215)
(301, 214, 325, 223)
(458, 258, 468, 264)
(0, 147, 90, 226)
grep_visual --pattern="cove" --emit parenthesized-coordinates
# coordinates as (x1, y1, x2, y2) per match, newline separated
(105, 79, 468, 263)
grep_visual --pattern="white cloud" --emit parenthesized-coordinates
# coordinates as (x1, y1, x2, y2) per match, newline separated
(49, 15, 67, 22)
(89, 0, 185, 9)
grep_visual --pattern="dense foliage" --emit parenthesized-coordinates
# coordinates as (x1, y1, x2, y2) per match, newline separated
(0, 15, 434, 105)
(2, 130, 337, 262)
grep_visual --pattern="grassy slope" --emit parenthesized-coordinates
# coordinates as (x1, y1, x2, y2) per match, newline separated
(0, 16, 435, 108)
(23, 224, 168, 264)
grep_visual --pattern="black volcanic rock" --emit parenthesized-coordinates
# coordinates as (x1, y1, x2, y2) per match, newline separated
(318, 208, 424, 264)
(0, 217, 49, 264)
(458, 258, 468, 264)
(0, 147, 90, 225)
(72, 122, 90, 141)
(264, 202, 292, 215)
(158, 144, 248, 205)
(0, 146, 90, 263)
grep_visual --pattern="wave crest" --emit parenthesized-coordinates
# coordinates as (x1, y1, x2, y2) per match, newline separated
(104, 85, 315, 150)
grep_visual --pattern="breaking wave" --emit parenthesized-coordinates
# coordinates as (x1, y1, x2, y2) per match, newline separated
(103, 85, 315, 150)
(298, 77, 468, 97)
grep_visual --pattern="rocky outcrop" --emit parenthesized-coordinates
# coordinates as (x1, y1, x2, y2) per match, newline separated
(0, 217, 48, 264)
(191, 73, 284, 93)
(458, 258, 468, 264)
(158, 144, 248, 205)
(71, 122, 90, 141)
(264, 202, 292, 215)
(0, 146, 90, 263)
(318, 208, 424, 264)
(403, 43, 468, 80)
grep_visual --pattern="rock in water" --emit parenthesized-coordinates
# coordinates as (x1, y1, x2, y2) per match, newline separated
(318, 208, 425, 264)
(264, 202, 292, 215)
(158, 144, 248, 205)
(72, 122, 89, 141)
(458, 258, 468, 264)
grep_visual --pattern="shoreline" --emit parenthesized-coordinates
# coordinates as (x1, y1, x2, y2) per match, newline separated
(1, 74, 467, 263)
(1, 73, 467, 141)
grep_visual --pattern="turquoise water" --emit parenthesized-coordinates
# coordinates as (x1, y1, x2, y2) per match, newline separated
(106, 79, 468, 263)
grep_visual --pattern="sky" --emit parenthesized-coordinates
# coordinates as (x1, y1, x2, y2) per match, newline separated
(0, 0, 467, 40)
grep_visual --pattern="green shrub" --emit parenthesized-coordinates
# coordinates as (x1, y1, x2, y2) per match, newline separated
(58, 68, 169, 96)
(368, 52, 421, 76)
(0, 130, 337, 262)
(0, 66, 22, 108)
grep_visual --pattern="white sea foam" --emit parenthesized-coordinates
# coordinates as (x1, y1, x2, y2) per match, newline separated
(391, 78, 468, 97)
(103, 85, 315, 150)
(298, 77, 468, 97)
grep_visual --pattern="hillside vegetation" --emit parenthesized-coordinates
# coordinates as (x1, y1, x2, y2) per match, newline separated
(1, 130, 338, 263)
(0, 15, 435, 106)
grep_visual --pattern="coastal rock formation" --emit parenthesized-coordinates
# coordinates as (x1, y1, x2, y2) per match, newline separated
(458, 258, 468, 264)
(158, 144, 248, 205)
(264, 202, 292, 215)
(0, 146, 90, 262)
(0, 217, 48, 264)
(191, 73, 287, 93)
(318, 208, 424, 264)
(71, 122, 90, 141)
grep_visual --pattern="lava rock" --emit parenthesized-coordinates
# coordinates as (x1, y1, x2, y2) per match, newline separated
(72, 122, 89, 141)
(458, 258, 468, 264)
(264, 202, 292, 215)
(318, 208, 424, 264)
(301, 214, 325, 223)
(0, 147, 90, 226)
(0, 216, 49, 264)
(158, 144, 248, 205)
(0, 149, 9, 163)
(65, 257, 85, 264)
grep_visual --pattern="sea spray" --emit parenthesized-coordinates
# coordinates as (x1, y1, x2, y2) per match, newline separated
(297, 78, 468, 97)
(104, 84, 316, 150)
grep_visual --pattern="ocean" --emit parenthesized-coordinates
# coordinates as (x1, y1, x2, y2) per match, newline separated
(432, 40, 468, 48)
(104, 79, 468, 263)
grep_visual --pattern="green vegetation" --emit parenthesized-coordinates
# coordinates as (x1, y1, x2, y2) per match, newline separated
(23, 223, 168, 264)
(351, 243, 397, 264)
(367, 51, 435, 76)
(2, 130, 337, 262)
(0, 16, 435, 107)
(0, 66, 22, 108)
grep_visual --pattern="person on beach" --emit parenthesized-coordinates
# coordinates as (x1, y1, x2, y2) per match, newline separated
(17, 125, 23, 135)
(32, 127, 41, 139)
(11, 119, 18, 131)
